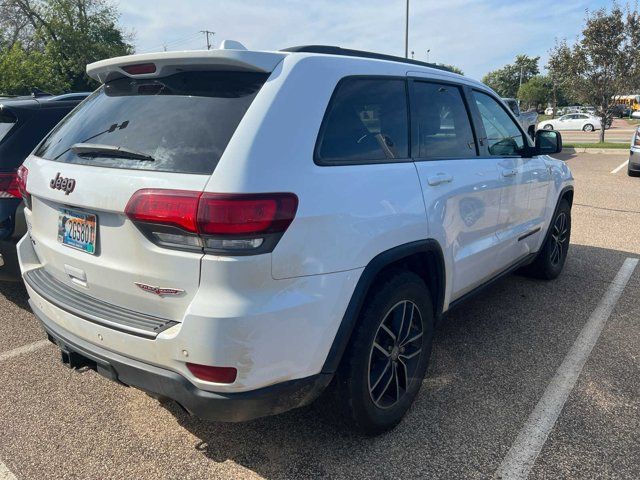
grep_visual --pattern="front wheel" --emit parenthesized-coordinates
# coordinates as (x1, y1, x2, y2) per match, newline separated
(522, 199, 571, 280)
(543, 124, 554, 131)
(335, 271, 434, 435)
(583, 124, 594, 132)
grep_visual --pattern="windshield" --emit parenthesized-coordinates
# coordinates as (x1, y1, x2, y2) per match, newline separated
(36, 71, 268, 174)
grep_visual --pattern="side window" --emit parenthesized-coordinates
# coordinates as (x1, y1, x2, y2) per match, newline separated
(316, 78, 409, 164)
(412, 81, 477, 159)
(473, 91, 525, 156)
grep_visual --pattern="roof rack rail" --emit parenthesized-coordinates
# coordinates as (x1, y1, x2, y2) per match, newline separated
(281, 45, 455, 73)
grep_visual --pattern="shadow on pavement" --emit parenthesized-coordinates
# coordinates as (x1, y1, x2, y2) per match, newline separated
(0, 280, 29, 312)
(159, 243, 639, 479)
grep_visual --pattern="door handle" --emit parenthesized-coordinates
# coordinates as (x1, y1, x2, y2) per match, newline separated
(427, 173, 453, 186)
(502, 168, 517, 178)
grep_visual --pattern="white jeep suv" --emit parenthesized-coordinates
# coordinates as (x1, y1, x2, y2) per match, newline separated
(17, 43, 573, 434)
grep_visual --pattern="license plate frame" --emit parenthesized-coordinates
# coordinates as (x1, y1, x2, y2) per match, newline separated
(57, 208, 98, 255)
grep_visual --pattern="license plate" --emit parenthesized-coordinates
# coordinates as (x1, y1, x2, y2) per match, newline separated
(57, 208, 97, 254)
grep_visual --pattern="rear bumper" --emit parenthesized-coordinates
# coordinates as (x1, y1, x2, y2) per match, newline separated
(32, 299, 332, 422)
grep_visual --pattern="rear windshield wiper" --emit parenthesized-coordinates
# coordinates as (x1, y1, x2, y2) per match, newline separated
(71, 143, 155, 162)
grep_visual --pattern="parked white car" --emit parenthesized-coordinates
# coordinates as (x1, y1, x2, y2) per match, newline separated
(538, 113, 602, 131)
(17, 42, 574, 434)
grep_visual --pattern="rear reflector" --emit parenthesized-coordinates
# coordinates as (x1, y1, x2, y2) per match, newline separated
(186, 363, 237, 384)
(121, 63, 156, 75)
(0, 173, 20, 199)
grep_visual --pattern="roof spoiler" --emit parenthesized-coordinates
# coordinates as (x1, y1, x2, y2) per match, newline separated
(87, 49, 287, 83)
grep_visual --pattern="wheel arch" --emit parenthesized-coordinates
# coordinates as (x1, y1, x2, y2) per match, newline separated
(560, 186, 574, 207)
(321, 239, 445, 374)
(537, 185, 574, 251)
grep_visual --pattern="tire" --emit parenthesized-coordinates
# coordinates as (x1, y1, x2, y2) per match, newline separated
(583, 124, 594, 132)
(335, 271, 434, 435)
(629, 168, 640, 177)
(543, 124, 553, 130)
(522, 199, 571, 280)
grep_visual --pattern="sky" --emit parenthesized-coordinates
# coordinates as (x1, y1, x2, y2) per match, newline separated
(118, 0, 613, 80)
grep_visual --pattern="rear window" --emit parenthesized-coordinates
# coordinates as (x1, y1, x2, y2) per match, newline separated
(316, 77, 409, 164)
(0, 110, 17, 144)
(35, 71, 268, 174)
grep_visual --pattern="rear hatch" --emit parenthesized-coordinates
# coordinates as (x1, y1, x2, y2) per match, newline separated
(24, 63, 272, 321)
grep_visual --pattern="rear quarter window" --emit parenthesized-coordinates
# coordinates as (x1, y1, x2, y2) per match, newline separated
(315, 77, 409, 165)
(0, 110, 17, 144)
(35, 71, 268, 175)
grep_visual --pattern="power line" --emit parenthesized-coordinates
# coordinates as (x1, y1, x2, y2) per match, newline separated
(200, 30, 215, 50)
(141, 32, 201, 53)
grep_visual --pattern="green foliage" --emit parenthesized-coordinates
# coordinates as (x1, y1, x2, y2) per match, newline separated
(482, 55, 540, 97)
(0, 42, 70, 94)
(437, 63, 464, 75)
(547, 2, 640, 141)
(517, 75, 551, 109)
(0, 0, 133, 95)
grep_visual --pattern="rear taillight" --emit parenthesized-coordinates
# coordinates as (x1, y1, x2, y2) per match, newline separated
(186, 363, 237, 384)
(16, 165, 31, 208)
(125, 189, 298, 255)
(0, 173, 20, 199)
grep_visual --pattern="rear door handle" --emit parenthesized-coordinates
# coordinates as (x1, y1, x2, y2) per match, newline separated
(502, 168, 517, 178)
(427, 173, 453, 186)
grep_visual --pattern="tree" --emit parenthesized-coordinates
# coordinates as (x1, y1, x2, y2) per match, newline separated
(548, 3, 640, 142)
(0, 0, 133, 95)
(518, 75, 551, 110)
(482, 55, 540, 97)
(438, 63, 464, 75)
(0, 42, 69, 93)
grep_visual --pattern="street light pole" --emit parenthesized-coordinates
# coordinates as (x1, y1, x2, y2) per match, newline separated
(404, 0, 409, 58)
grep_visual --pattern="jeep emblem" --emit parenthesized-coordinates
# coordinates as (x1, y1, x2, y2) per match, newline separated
(50, 173, 76, 195)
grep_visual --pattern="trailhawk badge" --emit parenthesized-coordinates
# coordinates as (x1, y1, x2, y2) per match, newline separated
(135, 282, 185, 297)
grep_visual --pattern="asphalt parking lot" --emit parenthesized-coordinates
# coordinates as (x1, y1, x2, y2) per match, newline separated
(0, 152, 639, 479)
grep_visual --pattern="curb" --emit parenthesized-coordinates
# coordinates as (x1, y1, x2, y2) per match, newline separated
(563, 147, 629, 155)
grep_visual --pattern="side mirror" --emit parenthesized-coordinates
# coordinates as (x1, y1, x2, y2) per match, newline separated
(535, 129, 562, 155)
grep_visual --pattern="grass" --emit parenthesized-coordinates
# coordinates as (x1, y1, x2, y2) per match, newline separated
(563, 142, 629, 149)
(537, 114, 552, 122)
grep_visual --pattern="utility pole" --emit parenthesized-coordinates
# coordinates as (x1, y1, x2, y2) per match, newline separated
(404, 0, 409, 58)
(519, 65, 524, 89)
(200, 30, 215, 50)
(426, 49, 431, 63)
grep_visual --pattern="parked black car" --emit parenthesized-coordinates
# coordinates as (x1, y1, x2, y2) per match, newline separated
(0, 92, 90, 280)
(611, 104, 631, 118)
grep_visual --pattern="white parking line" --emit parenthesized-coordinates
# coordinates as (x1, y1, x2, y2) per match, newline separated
(495, 257, 639, 480)
(0, 339, 50, 363)
(0, 460, 17, 480)
(610, 159, 628, 174)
